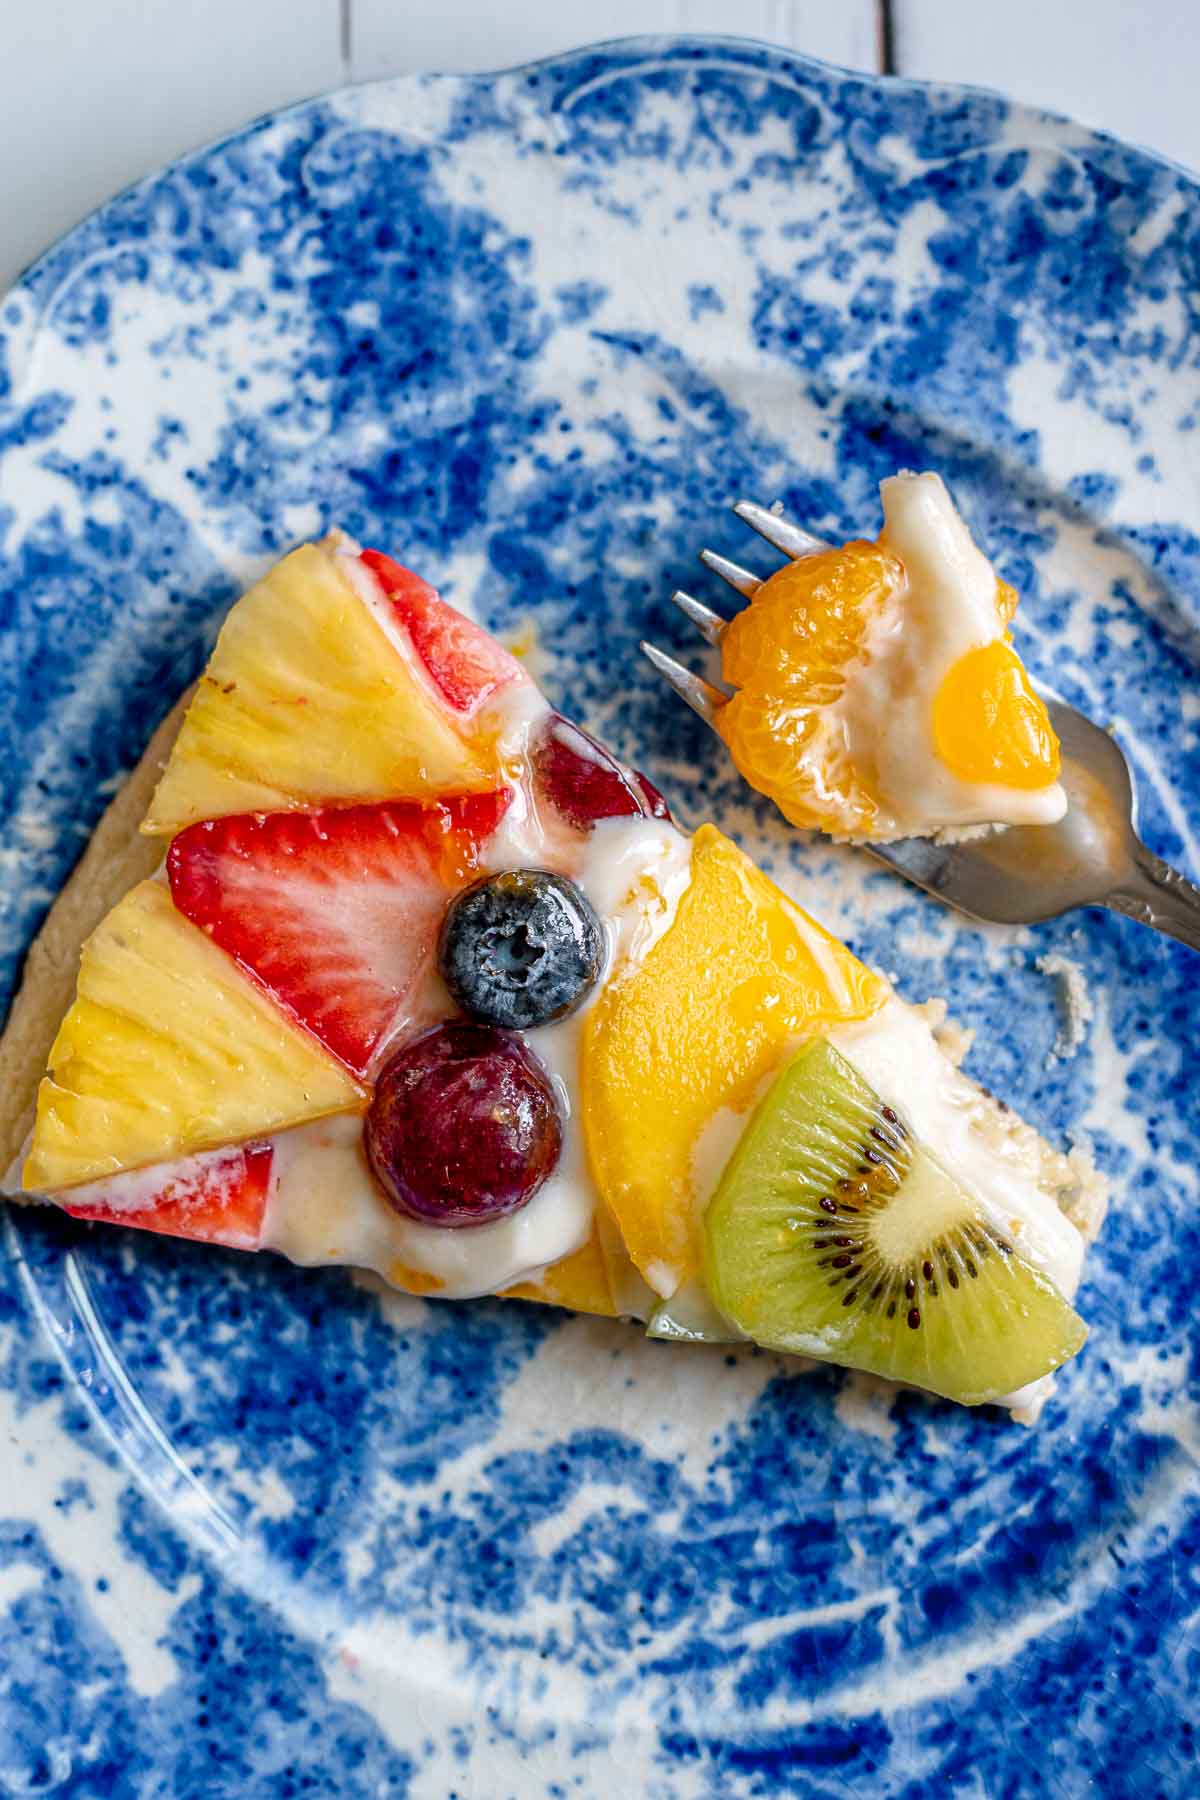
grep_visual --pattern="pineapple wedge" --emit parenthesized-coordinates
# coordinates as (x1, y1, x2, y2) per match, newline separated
(24, 882, 363, 1189)
(143, 544, 491, 836)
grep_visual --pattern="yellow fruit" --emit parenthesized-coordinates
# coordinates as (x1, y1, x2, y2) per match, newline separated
(581, 826, 888, 1294)
(386, 1236, 623, 1317)
(717, 543, 904, 835)
(143, 544, 489, 835)
(504, 1231, 618, 1318)
(24, 882, 363, 1190)
(386, 1229, 627, 1316)
(388, 1263, 447, 1297)
(717, 543, 1053, 833)
(932, 640, 1062, 789)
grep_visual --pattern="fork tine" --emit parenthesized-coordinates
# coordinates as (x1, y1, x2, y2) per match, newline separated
(733, 500, 830, 560)
(641, 642, 727, 729)
(698, 549, 761, 599)
(670, 588, 727, 646)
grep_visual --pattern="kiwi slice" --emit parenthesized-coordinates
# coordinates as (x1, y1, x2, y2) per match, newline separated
(703, 1041, 1086, 1405)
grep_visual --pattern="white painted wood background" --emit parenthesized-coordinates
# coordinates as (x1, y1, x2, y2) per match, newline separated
(2, 1, 1197, 294)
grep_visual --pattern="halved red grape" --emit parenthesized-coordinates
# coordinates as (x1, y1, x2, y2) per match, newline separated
(533, 713, 672, 830)
(365, 1022, 562, 1227)
(630, 770, 671, 820)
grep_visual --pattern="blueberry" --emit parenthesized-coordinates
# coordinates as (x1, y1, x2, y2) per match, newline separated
(438, 870, 604, 1030)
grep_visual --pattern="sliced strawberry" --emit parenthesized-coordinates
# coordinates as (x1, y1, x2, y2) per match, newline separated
(65, 1143, 273, 1251)
(532, 714, 673, 832)
(168, 791, 510, 1077)
(361, 549, 524, 717)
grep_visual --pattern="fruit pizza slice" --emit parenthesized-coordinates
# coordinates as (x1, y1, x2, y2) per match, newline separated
(2, 532, 1106, 1412)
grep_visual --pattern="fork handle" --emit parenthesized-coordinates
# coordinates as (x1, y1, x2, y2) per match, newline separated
(1106, 842, 1200, 954)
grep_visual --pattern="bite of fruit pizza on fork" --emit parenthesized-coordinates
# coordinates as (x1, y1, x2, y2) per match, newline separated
(648, 469, 1200, 951)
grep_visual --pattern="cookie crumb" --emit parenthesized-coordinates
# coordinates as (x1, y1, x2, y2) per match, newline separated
(1037, 952, 1094, 1063)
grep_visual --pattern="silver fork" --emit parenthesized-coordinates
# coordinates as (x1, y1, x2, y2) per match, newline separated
(643, 501, 1200, 955)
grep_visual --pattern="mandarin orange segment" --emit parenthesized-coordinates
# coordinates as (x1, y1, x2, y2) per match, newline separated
(717, 543, 904, 834)
(581, 825, 888, 1295)
(932, 640, 1062, 789)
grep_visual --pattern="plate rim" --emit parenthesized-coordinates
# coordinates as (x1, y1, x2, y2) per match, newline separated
(6, 30, 1200, 309)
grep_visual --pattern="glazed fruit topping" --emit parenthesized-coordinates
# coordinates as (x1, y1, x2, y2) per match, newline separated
(143, 544, 495, 837)
(704, 1040, 1085, 1405)
(365, 1022, 562, 1227)
(65, 1144, 274, 1252)
(533, 713, 671, 831)
(717, 543, 900, 837)
(361, 549, 524, 716)
(581, 826, 888, 1290)
(22, 880, 363, 1191)
(438, 870, 604, 1031)
(630, 769, 671, 820)
(932, 640, 1061, 789)
(168, 791, 510, 1077)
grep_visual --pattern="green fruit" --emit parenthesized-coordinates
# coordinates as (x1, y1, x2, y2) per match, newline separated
(646, 1279, 744, 1345)
(703, 1040, 1087, 1405)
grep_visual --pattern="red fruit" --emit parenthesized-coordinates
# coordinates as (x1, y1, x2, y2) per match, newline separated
(168, 791, 510, 1077)
(630, 770, 671, 820)
(365, 1022, 561, 1227)
(533, 714, 672, 831)
(65, 1143, 273, 1250)
(361, 549, 524, 716)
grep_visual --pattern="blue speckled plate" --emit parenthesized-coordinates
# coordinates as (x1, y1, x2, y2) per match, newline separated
(3, 36, 1199, 1797)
